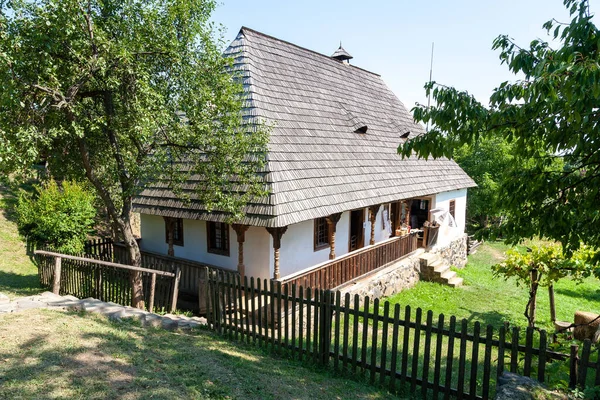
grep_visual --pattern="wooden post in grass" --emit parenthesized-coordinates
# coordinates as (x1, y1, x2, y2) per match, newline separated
(170, 266, 182, 313)
(148, 273, 157, 313)
(52, 256, 62, 295)
(549, 284, 556, 324)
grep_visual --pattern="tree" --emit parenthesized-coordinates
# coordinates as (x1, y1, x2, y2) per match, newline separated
(0, 0, 269, 308)
(492, 243, 595, 327)
(400, 0, 600, 259)
(16, 179, 96, 254)
(452, 135, 519, 231)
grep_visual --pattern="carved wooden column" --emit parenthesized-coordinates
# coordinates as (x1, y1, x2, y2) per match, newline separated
(232, 224, 250, 278)
(368, 205, 380, 245)
(266, 226, 288, 280)
(326, 213, 342, 260)
(163, 216, 175, 257)
(405, 200, 412, 227)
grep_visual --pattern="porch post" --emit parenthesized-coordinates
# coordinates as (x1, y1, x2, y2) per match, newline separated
(368, 205, 380, 245)
(326, 213, 342, 260)
(163, 216, 175, 257)
(266, 226, 288, 280)
(405, 200, 412, 227)
(232, 224, 250, 278)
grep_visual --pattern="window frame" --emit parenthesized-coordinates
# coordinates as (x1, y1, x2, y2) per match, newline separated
(449, 200, 456, 219)
(165, 217, 184, 247)
(207, 221, 230, 256)
(313, 217, 329, 251)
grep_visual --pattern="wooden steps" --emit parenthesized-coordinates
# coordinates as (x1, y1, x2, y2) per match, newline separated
(419, 253, 463, 288)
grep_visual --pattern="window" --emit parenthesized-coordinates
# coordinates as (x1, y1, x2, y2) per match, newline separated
(207, 221, 230, 256)
(165, 218, 184, 246)
(449, 200, 456, 219)
(314, 217, 329, 251)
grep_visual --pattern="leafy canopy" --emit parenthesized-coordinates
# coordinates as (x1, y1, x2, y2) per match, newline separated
(16, 179, 97, 253)
(401, 0, 600, 253)
(0, 0, 269, 226)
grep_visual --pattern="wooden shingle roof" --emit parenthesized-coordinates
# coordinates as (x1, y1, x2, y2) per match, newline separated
(133, 27, 476, 228)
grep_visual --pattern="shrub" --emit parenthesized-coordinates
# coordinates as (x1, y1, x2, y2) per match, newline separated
(16, 180, 96, 253)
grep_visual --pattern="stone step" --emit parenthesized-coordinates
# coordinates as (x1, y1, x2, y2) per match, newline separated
(432, 264, 450, 275)
(440, 270, 457, 282)
(448, 277, 463, 287)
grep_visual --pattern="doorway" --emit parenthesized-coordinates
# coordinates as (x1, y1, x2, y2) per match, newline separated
(349, 209, 364, 252)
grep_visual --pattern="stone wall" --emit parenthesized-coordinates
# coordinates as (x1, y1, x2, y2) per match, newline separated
(429, 233, 468, 269)
(335, 249, 424, 301)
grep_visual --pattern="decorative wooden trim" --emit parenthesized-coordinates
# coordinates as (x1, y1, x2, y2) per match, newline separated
(207, 221, 230, 257)
(326, 212, 342, 259)
(368, 205, 380, 245)
(266, 226, 288, 279)
(232, 224, 250, 277)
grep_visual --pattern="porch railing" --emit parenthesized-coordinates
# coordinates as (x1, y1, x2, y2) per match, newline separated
(280, 233, 418, 291)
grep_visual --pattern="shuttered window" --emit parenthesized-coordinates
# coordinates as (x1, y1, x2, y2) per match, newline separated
(165, 218, 184, 246)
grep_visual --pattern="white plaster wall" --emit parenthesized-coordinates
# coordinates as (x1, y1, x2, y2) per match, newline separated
(139, 214, 271, 278)
(434, 189, 468, 231)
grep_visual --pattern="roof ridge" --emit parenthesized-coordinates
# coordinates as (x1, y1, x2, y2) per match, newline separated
(239, 26, 381, 77)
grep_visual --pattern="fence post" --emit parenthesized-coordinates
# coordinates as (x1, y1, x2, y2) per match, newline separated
(52, 256, 62, 295)
(319, 290, 333, 365)
(170, 266, 182, 313)
(148, 273, 157, 313)
(570, 344, 579, 389)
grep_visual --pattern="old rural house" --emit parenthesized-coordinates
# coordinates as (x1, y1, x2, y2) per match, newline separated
(133, 27, 476, 292)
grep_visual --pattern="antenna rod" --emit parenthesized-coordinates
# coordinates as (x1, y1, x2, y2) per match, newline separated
(426, 42, 434, 132)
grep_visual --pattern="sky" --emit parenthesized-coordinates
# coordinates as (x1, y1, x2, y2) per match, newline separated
(211, 0, 597, 109)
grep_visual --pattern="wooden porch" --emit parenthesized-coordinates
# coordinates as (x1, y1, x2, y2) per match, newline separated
(279, 233, 418, 291)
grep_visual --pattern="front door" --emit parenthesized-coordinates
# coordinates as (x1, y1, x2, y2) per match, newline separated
(349, 209, 364, 252)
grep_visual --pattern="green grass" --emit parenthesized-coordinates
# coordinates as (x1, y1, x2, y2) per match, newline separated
(0, 309, 401, 400)
(386, 241, 600, 331)
(0, 184, 42, 298)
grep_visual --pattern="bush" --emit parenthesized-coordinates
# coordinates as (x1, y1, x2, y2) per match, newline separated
(16, 180, 96, 253)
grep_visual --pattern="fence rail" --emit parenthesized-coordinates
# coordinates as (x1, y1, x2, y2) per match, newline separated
(206, 271, 600, 400)
(280, 233, 418, 291)
(83, 238, 235, 313)
(35, 250, 180, 313)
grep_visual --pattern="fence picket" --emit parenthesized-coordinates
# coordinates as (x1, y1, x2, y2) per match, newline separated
(389, 304, 401, 393)
(433, 313, 445, 400)
(410, 308, 422, 393)
(370, 298, 380, 384)
(401, 305, 411, 385)
(524, 327, 534, 377)
(361, 296, 371, 373)
(579, 340, 592, 388)
(482, 325, 494, 399)
(334, 290, 341, 372)
(443, 316, 457, 400)
(342, 292, 351, 372)
(510, 327, 520, 373)
(291, 284, 297, 359)
(457, 319, 468, 399)
(421, 310, 433, 399)
(351, 294, 360, 374)
(380, 301, 390, 387)
(299, 286, 305, 361)
(497, 324, 506, 381)
(538, 330, 547, 383)
(257, 278, 263, 348)
(469, 321, 481, 399)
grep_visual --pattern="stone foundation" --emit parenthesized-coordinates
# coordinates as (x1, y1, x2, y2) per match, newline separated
(335, 249, 424, 301)
(429, 233, 468, 269)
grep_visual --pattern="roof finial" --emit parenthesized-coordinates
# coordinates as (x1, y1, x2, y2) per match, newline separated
(331, 42, 353, 63)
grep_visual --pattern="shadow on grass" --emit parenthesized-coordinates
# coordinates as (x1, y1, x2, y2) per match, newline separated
(0, 310, 399, 400)
(458, 308, 512, 328)
(555, 286, 600, 302)
(0, 270, 42, 297)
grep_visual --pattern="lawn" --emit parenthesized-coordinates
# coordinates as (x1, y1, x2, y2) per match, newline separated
(0, 183, 42, 298)
(385, 241, 600, 331)
(0, 309, 402, 400)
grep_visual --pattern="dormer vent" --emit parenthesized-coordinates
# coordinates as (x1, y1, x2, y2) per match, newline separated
(331, 42, 353, 63)
(354, 126, 368, 134)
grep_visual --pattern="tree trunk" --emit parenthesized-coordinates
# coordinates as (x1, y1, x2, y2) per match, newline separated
(524, 268, 539, 328)
(121, 216, 145, 309)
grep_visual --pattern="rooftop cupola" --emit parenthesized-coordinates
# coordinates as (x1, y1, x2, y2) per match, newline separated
(331, 42, 353, 63)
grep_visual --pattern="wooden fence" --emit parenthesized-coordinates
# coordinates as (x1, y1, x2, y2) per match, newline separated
(206, 271, 600, 400)
(35, 250, 180, 313)
(83, 238, 233, 313)
(280, 233, 418, 291)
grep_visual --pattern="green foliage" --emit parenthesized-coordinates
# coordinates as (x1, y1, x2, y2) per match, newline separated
(400, 0, 600, 254)
(16, 180, 96, 253)
(492, 243, 595, 287)
(0, 0, 269, 231)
